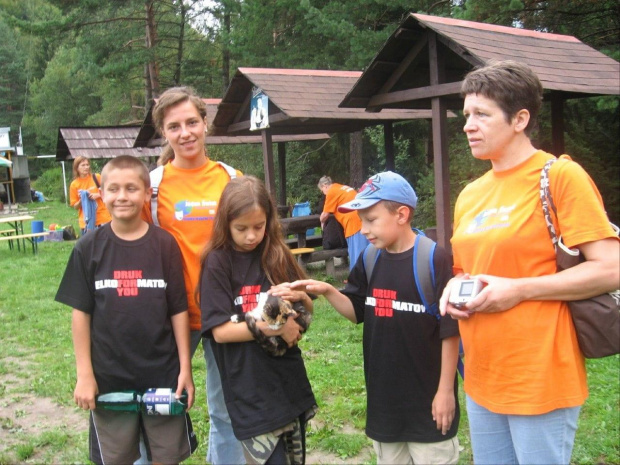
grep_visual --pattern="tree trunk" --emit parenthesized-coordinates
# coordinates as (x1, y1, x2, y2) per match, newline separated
(145, 0, 160, 98)
(174, 1, 186, 85)
(350, 131, 363, 188)
(222, 8, 231, 93)
(144, 63, 152, 110)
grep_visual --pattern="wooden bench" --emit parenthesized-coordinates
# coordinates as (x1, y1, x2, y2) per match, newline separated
(0, 229, 16, 250)
(290, 247, 348, 277)
(285, 234, 323, 249)
(0, 232, 49, 254)
(280, 215, 321, 248)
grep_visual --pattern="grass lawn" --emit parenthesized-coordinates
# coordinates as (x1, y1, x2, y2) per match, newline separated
(0, 201, 618, 464)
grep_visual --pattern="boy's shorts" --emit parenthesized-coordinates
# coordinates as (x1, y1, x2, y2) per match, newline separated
(372, 436, 459, 465)
(89, 409, 197, 464)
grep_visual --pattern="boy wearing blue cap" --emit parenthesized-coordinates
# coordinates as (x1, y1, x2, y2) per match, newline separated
(289, 171, 460, 464)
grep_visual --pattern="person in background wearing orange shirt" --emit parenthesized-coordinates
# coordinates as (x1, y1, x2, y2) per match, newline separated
(142, 86, 245, 465)
(69, 157, 111, 235)
(440, 60, 619, 465)
(318, 176, 369, 269)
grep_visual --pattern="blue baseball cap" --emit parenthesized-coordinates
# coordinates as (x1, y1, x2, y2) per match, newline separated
(338, 171, 418, 213)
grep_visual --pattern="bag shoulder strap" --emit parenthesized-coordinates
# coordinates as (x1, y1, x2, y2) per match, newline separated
(92, 173, 100, 189)
(149, 162, 238, 226)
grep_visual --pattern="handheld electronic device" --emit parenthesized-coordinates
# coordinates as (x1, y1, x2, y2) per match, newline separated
(449, 278, 483, 308)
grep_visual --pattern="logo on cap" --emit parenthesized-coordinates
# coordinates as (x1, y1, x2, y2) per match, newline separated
(359, 176, 381, 197)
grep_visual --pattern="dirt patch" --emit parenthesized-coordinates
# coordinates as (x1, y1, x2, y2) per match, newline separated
(0, 380, 87, 455)
(0, 355, 87, 457)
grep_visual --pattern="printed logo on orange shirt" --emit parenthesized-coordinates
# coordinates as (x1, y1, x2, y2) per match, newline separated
(174, 200, 218, 221)
(465, 205, 515, 234)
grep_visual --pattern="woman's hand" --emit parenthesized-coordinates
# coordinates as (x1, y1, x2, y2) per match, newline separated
(439, 275, 472, 320)
(440, 274, 523, 318)
(88, 191, 101, 200)
(463, 275, 523, 315)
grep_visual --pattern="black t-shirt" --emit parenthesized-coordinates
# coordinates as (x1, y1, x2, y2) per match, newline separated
(201, 247, 316, 440)
(341, 242, 460, 443)
(55, 223, 188, 394)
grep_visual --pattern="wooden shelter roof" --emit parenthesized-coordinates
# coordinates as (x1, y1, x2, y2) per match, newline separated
(341, 13, 620, 110)
(209, 68, 435, 136)
(56, 126, 162, 161)
(133, 98, 330, 148)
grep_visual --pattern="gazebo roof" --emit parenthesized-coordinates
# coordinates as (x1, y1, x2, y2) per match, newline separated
(134, 98, 330, 147)
(209, 68, 435, 136)
(56, 126, 162, 161)
(341, 13, 620, 110)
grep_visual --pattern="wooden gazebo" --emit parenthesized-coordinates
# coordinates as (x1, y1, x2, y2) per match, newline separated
(210, 68, 436, 206)
(340, 13, 620, 250)
(133, 98, 330, 148)
(56, 126, 162, 161)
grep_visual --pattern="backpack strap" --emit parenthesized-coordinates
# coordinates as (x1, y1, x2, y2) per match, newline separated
(149, 161, 238, 227)
(92, 173, 100, 189)
(217, 161, 238, 179)
(150, 165, 165, 227)
(363, 232, 437, 319)
(362, 243, 381, 281)
(413, 234, 438, 319)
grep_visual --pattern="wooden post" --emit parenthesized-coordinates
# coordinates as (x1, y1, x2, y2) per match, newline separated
(261, 129, 276, 200)
(384, 122, 395, 171)
(551, 93, 565, 156)
(429, 32, 452, 254)
(277, 142, 288, 217)
(350, 131, 364, 188)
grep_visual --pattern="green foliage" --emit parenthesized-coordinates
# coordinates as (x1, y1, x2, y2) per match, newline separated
(31, 165, 65, 201)
(25, 45, 102, 153)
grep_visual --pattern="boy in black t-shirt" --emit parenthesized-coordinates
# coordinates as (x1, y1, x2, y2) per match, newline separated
(291, 171, 460, 465)
(55, 155, 196, 464)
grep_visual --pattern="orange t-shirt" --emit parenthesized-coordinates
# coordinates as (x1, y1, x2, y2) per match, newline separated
(69, 174, 111, 229)
(452, 150, 617, 415)
(323, 183, 362, 238)
(142, 159, 242, 330)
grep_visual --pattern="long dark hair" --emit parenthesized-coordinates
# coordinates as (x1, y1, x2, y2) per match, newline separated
(199, 176, 306, 288)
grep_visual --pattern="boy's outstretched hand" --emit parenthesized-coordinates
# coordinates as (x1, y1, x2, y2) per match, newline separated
(291, 279, 358, 323)
(289, 279, 333, 296)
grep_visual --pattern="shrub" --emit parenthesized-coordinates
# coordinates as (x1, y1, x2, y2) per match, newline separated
(32, 166, 65, 202)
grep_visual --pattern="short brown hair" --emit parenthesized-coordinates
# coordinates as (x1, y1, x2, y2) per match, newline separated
(461, 60, 543, 136)
(381, 200, 414, 224)
(101, 155, 150, 189)
(152, 86, 207, 165)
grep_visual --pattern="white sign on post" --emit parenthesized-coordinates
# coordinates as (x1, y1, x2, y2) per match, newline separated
(250, 87, 269, 131)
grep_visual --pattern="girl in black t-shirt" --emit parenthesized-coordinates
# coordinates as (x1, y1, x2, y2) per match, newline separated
(199, 176, 317, 465)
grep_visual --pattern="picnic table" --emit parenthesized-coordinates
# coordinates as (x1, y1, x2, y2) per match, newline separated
(280, 214, 348, 276)
(0, 214, 48, 254)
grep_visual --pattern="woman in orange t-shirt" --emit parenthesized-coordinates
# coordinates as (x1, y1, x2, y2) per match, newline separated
(69, 156, 111, 234)
(439, 61, 619, 464)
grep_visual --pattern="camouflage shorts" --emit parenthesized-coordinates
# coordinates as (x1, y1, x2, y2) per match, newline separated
(241, 407, 317, 465)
